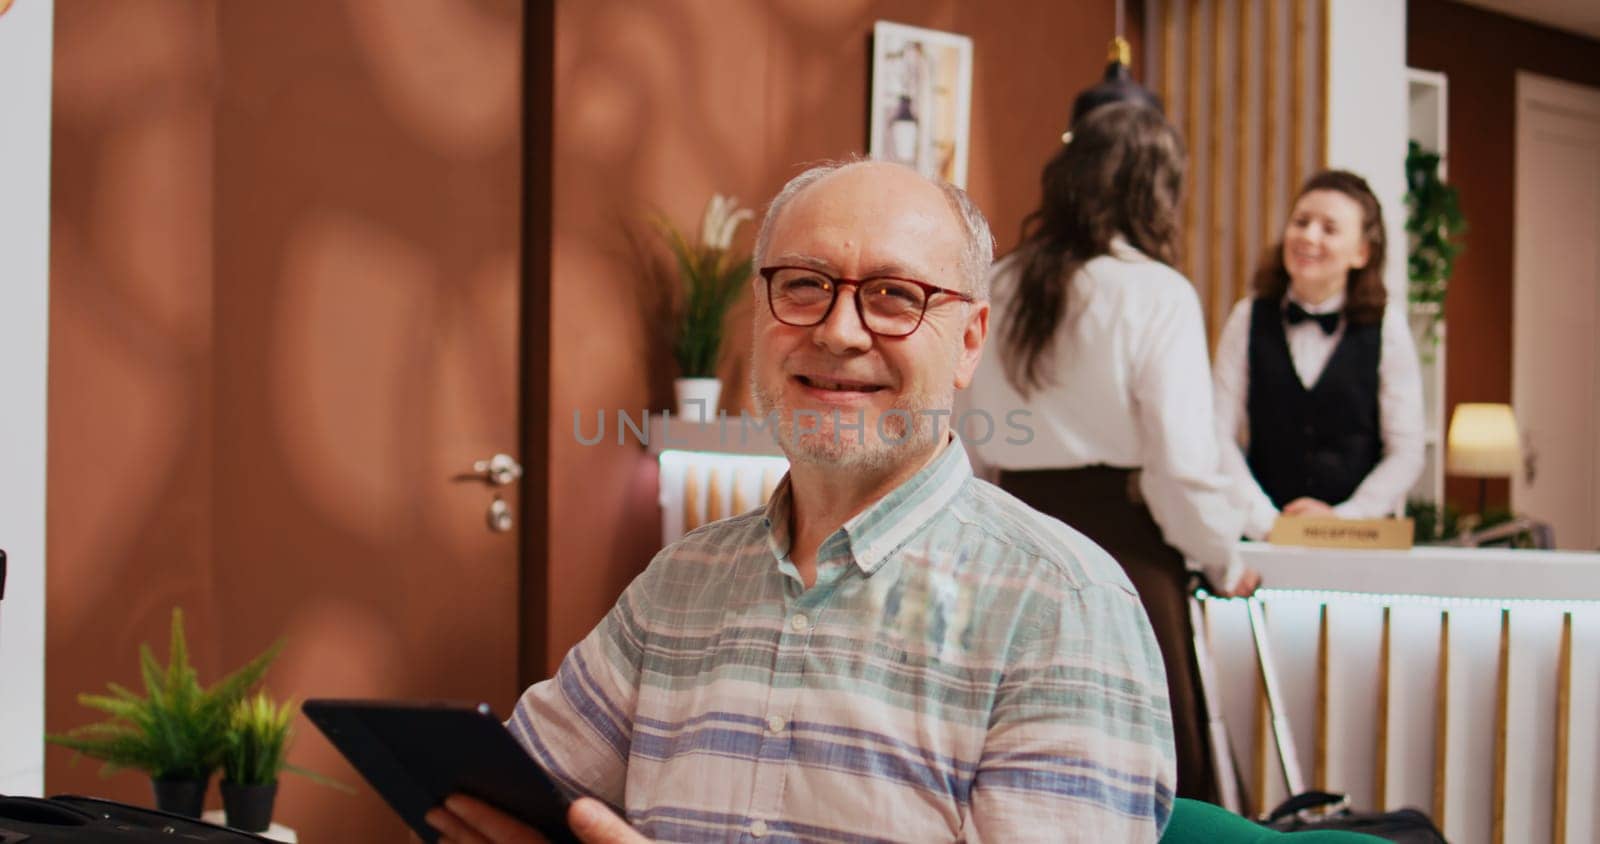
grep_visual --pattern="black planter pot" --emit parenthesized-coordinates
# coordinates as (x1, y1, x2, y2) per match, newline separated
(220, 780, 278, 833)
(150, 775, 210, 818)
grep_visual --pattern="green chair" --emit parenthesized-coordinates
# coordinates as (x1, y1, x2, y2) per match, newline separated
(1159, 798, 1388, 843)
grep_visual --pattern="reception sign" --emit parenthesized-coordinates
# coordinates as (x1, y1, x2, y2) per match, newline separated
(1268, 516, 1415, 550)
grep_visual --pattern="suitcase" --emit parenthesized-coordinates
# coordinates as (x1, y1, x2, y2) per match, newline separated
(1188, 588, 1448, 843)
(0, 794, 277, 842)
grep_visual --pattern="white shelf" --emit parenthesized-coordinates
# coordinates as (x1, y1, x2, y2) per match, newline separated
(1407, 68, 1450, 507)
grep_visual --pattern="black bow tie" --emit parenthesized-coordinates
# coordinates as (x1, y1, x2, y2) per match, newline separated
(1285, 301, 1340, 335)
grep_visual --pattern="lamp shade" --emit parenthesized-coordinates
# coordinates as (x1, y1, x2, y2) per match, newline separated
(1446, 403, 1521, 478)
(1062, 37, 1163, 143)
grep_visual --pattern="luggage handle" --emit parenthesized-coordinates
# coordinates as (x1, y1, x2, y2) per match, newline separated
(1187, 589, 1244, 814)
(1263, 790, 1351, 824)
(1189, 576, 1313, 805)
(1244, 595, 1309, 798)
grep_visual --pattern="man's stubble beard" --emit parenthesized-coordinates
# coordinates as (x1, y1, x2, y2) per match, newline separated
(749, 369, 952, 473)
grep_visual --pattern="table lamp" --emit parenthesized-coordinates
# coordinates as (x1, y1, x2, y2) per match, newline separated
(1445, 403, 1521, 516)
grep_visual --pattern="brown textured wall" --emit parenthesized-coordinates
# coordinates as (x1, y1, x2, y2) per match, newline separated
(1407, 0, 1600, 511)
(208, 1, 525, 838)
(47, 0, 221, 809)
(539, 0, 1136, 671)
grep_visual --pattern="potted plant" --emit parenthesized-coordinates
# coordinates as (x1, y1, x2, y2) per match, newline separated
(655, 194, 755, 421)
(219, 693, 292, 832)
(1404, 140, 1466, 361)
(47, 608, 281, 818)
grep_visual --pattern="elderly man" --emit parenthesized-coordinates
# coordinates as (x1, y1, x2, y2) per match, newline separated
(428, 160, 1176, 843)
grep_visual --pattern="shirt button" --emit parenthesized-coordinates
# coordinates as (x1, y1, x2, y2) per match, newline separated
(766, 715, 786, 733)
(750, 819, 768, 838)
(790, 613, 809, 632)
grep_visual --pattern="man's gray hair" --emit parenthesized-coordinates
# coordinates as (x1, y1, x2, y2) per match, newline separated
(752, 159, 995, 299)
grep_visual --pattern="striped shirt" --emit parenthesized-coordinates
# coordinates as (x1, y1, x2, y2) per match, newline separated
(510, 438, 1176, 842)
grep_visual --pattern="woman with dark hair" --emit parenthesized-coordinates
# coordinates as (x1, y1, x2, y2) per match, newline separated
(960, 101, 1256, 804)
(1213, 171, 1424, 539)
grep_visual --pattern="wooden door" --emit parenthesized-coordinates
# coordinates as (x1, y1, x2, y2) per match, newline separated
(1513, 72, 1600, 550)
(46, 2, 526, 839)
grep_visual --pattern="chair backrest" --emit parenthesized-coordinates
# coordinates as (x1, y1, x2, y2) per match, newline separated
(1159, 798, 1389, 843)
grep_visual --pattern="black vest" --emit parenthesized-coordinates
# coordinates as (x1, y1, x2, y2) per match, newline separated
(1246, 297, 1382, 508)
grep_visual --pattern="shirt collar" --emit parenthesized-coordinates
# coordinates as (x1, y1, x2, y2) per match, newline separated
(1286, 289, 1345, 315)
(1108, 235, 1146, 261)
(762, 435, 975, 577)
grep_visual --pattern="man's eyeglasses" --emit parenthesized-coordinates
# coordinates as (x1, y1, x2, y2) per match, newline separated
(758, 265, 975, 338)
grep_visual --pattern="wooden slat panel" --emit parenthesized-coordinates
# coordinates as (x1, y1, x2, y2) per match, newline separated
(706, 467, 725, 522)
(1317, 0, 1330, 168)
(1207, 0, 1227, 347)
(1232, 0, 1254, 328)
(1493, 609, 1510, 844)
(1434, 610, 1450, 830)
(1161, 0, 1179, 117)
(1290, 0, 1307, 193)
(1254, 599, 1271, 817)
(683, 466, 701, 533)
(1183, 0, 1202, 284)
(1261, 0, 1280, 247)
(1376, 605, 1392, 810)
(1555, 612, 1573, 844)
(1314, 601, 1328, 790)
(732, 473, 751, 515)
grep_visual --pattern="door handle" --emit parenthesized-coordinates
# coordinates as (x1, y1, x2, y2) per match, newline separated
(487, 496, 514, 533)
(470, 453, 523, 487)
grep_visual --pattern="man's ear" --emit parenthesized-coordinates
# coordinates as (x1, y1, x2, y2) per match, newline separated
(952, 300, 990, 390)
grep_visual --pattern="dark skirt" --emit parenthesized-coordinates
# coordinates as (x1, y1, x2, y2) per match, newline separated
(999, 466, 1220, 805)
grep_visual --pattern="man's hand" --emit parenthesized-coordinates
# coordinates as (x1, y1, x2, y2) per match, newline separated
(425, 794, 650, 844)
(1282, 497, 1335, 517)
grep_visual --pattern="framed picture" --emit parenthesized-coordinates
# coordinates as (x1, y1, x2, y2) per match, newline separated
(868, 21, 974, 187)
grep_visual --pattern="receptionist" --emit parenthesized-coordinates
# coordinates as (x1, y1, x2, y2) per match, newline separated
(1213, 169, 1425, 539)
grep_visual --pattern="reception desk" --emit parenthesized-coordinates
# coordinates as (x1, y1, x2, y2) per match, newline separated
(654, 439, 1600, 843)
(1220, 545, 1600, 844)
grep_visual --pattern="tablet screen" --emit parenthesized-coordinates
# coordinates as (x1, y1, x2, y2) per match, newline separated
(304, 699, 581, 844)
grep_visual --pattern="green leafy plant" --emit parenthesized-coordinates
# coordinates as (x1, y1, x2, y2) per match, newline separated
(222, 693, 349, 790)
(223, 693, 293, 786)
(1407, 497, 1462, 544)
(1408, 499, 1538, 547)
(1404, 140, 1467, 358)
(47, 608, 281, 782)
(655, 195, 754, 379)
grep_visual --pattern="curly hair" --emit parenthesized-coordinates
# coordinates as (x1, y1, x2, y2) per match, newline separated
(1252, 169, 1387, 325)
(1000, 102, 1184, 395)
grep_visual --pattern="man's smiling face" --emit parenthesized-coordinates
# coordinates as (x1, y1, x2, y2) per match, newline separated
(750, 163, 988, 471)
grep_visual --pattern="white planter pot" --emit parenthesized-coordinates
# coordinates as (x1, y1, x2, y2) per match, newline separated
(1407, 300, 1442, 335)
(674, 377, 722, 423)
(1408, 301, 1444, 362)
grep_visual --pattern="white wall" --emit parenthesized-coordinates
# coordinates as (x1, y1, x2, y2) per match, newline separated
(0, 0, 53, 798)
(1325, 0, 1410, 302)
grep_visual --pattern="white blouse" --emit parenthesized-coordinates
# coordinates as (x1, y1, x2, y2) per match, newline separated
(1211, 293, 1426, 540)
(960, 241, 1246, 589)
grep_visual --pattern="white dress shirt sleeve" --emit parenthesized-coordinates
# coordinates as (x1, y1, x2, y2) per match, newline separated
(1133, 285, 1246, 589)
(1211, 299, 1280, 540)
(1331, 304, 1426, 518)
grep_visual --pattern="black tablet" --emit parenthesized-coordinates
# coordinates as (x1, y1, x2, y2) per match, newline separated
(304, 699, 581, 844)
